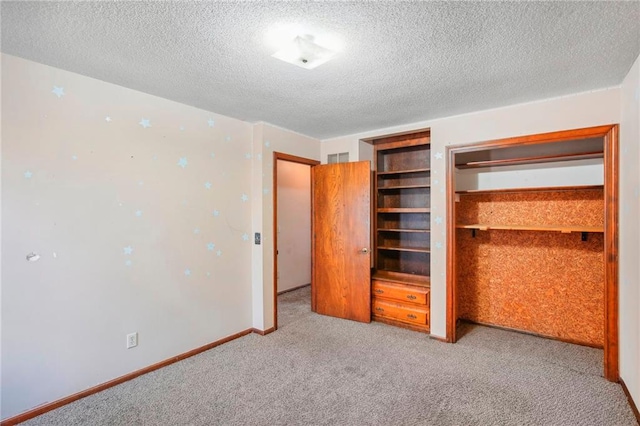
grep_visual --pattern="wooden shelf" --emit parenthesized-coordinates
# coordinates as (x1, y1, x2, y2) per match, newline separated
(377, 168, 430, 176)
(456, 151, 603, 169)
(379, 184, 431, 190)
(377, 228, 430, 233)
(372, 270, 430, 287)
(378, 208, 430, 213)
(456, 185, 604, 195)
(456, 224, 604, 233)
(377, 246, 431, 253)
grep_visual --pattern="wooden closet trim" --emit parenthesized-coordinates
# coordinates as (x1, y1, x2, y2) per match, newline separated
(445, 124, 619, 382)
(272, 152, 320, 331)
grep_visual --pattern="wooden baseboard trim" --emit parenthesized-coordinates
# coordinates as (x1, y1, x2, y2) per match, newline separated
(459, 319, 603, 349)
(0, 328, 253, 426)
(252, 327, 275, 336)
(620, 378, 640, 425)
(277, 283, 310, 295)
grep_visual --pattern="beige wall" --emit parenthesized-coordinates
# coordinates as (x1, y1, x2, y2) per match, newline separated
(320, 137, 358, 164)
(454, 159, 604, 191)
(1, 54, 256, 419)
(0, 55, 319, 420)
(251, 123, 320, 331)
(619, 54, 640, 407)
(276, 160, 311, 293)
(322, 87, 621, 340)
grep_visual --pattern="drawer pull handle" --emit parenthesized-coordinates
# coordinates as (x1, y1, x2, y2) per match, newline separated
(375, 289, 384, 294)
(406, 295, 417, 300)
(407, 314, 417, 319)
(375, 307, 384, 312)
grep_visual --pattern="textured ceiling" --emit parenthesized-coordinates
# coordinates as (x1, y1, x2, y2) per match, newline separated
(2, 2, 639, 139)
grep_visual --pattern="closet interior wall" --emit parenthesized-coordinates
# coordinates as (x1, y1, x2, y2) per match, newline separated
(452, 134, 607, 347)
(455, 187, 605, 346)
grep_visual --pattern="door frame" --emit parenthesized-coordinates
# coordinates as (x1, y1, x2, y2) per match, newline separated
(273, 152, 320, 331)
(445, 124, 619, 381)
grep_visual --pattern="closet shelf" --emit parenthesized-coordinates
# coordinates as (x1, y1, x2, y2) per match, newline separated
(456, 151, 603, 169)
(377, 168, 430, 176)
(377, 228, 430, 233)
(378, 208, 430, 213)
(456, 185, 604, 195)
(377, 246, 431, 253)
(456, 224, 604, 233)
(378, 184, 431, 190)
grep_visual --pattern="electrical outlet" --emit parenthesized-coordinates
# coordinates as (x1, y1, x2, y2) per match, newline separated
(126, 332, 138, 349)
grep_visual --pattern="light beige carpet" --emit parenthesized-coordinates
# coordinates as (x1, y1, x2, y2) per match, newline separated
(23, 286, 637, 425)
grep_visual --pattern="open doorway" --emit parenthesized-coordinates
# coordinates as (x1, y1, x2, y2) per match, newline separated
(273, 153, 320, 330)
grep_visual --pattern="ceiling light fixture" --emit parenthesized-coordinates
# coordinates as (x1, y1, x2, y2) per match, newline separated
(272, 34, 337, 70)
(270, 33, 339, 70)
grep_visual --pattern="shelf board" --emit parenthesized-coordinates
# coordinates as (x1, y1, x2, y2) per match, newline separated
(456, 185, 604, 195)
(377, 228, 430, 233)
(456, 224, 604, 233)
(372, 270, 430, 287)
(378, 184, 431, 190)
(456, 151, 603, 169)
(377, 246, 431, 253)
(377, 208, 430, 213)
(377, 168, 430, 176)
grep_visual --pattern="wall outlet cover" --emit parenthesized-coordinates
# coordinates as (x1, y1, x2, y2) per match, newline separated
(126, 332, 138, 349)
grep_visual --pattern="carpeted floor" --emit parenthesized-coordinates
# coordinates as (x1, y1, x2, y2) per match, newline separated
(23, 285, 636, 425)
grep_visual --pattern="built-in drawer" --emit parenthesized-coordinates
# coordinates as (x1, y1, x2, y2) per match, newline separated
(372, 280, 429, 305)
(372, 299, 429, 326)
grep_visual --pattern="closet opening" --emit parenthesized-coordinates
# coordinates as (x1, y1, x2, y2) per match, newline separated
(445, 125, 619, 381)
(273, 153, 320, 330)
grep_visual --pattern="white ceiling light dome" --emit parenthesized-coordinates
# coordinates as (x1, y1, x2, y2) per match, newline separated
(266, 24, 343, 70)
(271, 34, 338, 69)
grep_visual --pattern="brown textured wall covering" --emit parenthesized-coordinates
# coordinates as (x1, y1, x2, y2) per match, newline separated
(456, 189, 604, 347)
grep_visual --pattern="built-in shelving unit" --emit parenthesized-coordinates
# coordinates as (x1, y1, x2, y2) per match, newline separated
(371, 131, 431, 333)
